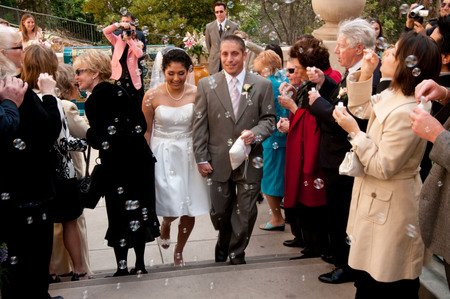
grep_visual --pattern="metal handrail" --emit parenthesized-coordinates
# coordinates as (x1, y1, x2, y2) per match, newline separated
(0, 4, 105, 44)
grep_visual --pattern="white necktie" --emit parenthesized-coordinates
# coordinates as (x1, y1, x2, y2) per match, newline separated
(230, 77, 240, 118)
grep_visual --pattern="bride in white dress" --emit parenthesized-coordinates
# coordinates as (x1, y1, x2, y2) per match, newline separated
(142, 48, 210, 266)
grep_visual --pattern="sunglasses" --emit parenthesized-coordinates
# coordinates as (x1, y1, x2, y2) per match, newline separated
(75, 69, 87, 76)
(7, 45, 23, 51)
(287, 68, 295, 74)
(441, 3, 450, 8)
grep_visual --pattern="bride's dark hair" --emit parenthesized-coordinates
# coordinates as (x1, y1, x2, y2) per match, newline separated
(162, 48, 193, 72)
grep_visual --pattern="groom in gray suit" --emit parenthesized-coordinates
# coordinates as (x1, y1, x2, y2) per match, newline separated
(193, 35, 275, 265)
(205, 1, 239, 74)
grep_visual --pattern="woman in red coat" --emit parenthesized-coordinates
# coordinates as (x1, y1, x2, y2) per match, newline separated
(278, 37, 337, 258)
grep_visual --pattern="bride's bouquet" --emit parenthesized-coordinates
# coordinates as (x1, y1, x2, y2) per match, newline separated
(183, 29, 209, 65)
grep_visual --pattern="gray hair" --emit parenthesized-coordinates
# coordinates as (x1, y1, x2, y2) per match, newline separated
(338, 18, 376, 50)
(0, 25, 20, 79)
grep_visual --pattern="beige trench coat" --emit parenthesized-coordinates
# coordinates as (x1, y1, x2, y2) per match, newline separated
(345, 72, 429, 282)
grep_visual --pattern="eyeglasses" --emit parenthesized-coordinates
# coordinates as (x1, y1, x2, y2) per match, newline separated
(75, 69, 87, 76)
(441, 3, 450, 8)
(287, 68, 295, 74)
(6, 45, 23, 51)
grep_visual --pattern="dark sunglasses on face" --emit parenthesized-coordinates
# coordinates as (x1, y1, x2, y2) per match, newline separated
(287, 68, 295, 74)
(75, 69, 87, 76)
(442, 3, 450, 8)
(7, 45, 23, 50)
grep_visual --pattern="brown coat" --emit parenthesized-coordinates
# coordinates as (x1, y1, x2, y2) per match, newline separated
(345, 72, 429, 282)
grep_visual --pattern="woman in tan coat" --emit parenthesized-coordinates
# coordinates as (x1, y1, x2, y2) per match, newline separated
(331, 32, 441, 297)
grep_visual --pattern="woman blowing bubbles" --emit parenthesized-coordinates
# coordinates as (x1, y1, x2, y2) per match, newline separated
(320, 31, 441, 297)
(142, 48, 209, 266)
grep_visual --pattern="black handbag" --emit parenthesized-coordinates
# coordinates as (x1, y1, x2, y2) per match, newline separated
(78, 145, 104, 209)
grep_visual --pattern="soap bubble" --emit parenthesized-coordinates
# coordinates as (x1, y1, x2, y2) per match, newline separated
(255, 135, 263, 142)
(273, 2, 279, 10)
(412, 67, 421, 77)
(129, 220, 141, 231)
(148, 6, 152, 11)
(269, 31, 277, 41)
(27, 216, 33, 224)
(209, 77, 217, 89)
(10, 256, 18, 265)
(261, 25, 269, 34)
(406, 224, 418, 238)
(13, 138, 26, 150)
(118, 260, 127, 269)
(180, 23, 185, 29)
(376, 37, 389, 50)
(438, 181, 443, 187)
(313, 178, 324, 189)
(274, 69, 287, 82)
(206, 178, 213, 186)
(225, 111, 231, 118)
(117, 90, 123, 96)
(117, 186, 124, 194)
(240, 0, 248, 4)
(284, 0, 294, 3)
(119, 239, 127, 247)
(1, 193, 10, 200)
(405, 55, 418, 68)
(227, 1, 234, 9)
(42, 213, 47, 220)
(209, 282, 214, 289)
(314, 14, 322, 23)
(227, 138, 233, 146)
(96, 25, 103, 32)
(303, 181, 308, 187)
(399, 3, 409, 14)
(195, 112, 202, 119)
(272, 142, 279, 149)
(164, 278, 169, 286)
(345, 235, 354, 245)
(102, 141, 110, 150)
(252, 157, 264, 168)
(120, 7, 128, 15)
(107, 125, 116, 135)
(135, 125, 142, 133)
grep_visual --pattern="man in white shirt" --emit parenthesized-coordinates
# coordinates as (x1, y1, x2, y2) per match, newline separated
(205, 1, 239, 74)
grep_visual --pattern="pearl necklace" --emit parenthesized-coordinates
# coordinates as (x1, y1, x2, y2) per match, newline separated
(166, 83, 186, 101)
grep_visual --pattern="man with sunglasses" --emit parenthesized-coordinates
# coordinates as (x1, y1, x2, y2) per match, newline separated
(205, 1, 239, 74)
(406, 1, 450, 35)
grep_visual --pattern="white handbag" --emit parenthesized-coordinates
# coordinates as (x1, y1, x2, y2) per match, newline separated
(339, 148, 365, 177)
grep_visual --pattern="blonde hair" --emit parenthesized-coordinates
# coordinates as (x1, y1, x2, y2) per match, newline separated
(21, 44, 58, 90)
(19, 14, 41, 43)
(56, 64, 76, 100)
(253, 50, 282, 76)
(73, 50, 111, 81)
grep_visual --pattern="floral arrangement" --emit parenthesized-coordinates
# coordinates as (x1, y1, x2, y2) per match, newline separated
(183, 30, 209, 65)
(25, 32, 55, 48)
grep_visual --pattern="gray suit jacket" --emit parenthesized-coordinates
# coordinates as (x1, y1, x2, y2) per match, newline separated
(419, 117, 450, 262)
(193, 71, 275, 183)
(205, 19, 239, 74)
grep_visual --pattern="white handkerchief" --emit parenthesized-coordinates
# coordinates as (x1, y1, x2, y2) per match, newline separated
(229, 137, 251, 170)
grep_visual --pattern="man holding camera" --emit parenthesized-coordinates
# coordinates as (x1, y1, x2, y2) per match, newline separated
(103, 19, 145, 109)
(406, 2, 450, 36)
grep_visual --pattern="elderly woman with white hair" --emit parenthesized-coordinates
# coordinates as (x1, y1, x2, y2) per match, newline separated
(302, 18, 381, 284)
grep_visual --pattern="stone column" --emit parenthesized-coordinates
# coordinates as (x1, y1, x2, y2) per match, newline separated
(311, 0, 366, 73)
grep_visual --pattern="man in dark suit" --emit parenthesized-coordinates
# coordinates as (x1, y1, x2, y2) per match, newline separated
(193, 35, 275, 265)
(112, 12, 146, 87)
(306, 18, 380, 284)
(205, 1, 239, 74)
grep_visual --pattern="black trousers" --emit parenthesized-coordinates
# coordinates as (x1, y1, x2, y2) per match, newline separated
(323, 168, 354, 268)
(354, 270, 419, 299)
(1, 206, 54, 299)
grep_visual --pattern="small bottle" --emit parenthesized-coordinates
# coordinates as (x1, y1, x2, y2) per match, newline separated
(418, 96, 426, 109)
(311, 87, 316, 93)
(336, 102, 344, 113)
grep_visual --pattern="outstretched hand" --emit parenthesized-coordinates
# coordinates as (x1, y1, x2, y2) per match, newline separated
(409, 107, 445, 144)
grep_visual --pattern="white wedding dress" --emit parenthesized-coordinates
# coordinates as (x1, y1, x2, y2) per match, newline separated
(151, 103, 210, 217)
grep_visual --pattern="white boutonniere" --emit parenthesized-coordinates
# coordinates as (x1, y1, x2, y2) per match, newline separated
(242, 84, 253, 99)
(225, 25, 230, 31)
(337, 86, 347, 99)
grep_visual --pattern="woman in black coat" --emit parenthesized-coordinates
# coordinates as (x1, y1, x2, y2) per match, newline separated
(74, 49, 159, 276)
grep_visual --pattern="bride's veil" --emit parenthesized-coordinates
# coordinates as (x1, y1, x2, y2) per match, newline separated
(149, 46, 195, 89)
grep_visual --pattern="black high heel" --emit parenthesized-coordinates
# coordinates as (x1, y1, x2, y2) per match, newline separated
(49, 273, 61, 283)
(71, 272, 87, 281)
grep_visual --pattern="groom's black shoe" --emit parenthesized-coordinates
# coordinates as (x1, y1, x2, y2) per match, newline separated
(230, 258, 246, 265)
(215, 245, 228, 263)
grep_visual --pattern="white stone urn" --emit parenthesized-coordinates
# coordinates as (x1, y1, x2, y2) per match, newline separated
(312, 0, 366, 41)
